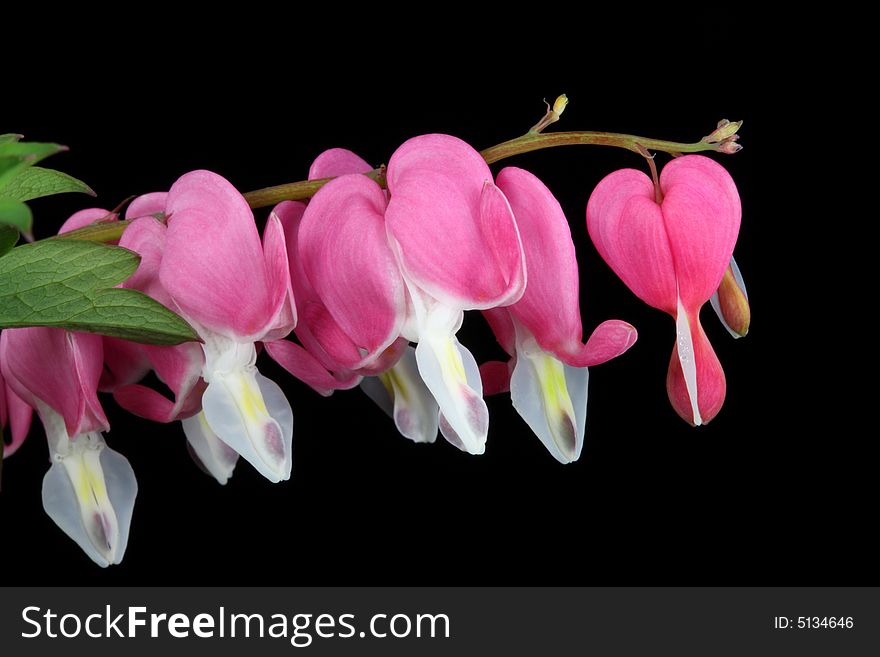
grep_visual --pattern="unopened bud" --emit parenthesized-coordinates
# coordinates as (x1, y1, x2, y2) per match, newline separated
(552, 94, 569, 117)
(710, 257, 750, 338)
(717, 139, 743, 154)
(703, 119, 743, 144)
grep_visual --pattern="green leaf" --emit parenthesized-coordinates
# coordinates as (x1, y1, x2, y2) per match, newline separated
(0, 225, 19, 257)
(0, 141, 67, 189)
(0, 166, 95, 202)
(0, 197, 33, 234)
(0, 239, 199, 345)
(0, 134, 23, 144)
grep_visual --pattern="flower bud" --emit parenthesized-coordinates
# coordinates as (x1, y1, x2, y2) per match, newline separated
(710, 257, 750, 338)
(703, 119, 743, 144)
(552, 94, 569, 117)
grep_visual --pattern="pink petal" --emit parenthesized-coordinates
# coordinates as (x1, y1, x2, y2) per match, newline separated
(298, 174, 405, 369)
(58, 208, 116, 234)
(666, 307, 726, 425)
(659, 155, 741, 308)
(273, 201, 354, 373)
(479, 360, 512, 395)
(563, 319, 639, 367)
(125, 192, 168, 219)
(354, 337, 407, 377)
(260, 213, 297, 342)
(4, 385, 33, 457)
(160, 170, 273, 341)
(385, 134, 525, 309)
(264, 339, 361, 396)
(143, 343, 205, 411)
(309, 148, 373, 179)
(117, 216, 171, 306)
(482, 307, 516, 357)
(1, 328, 107, 436)
(586, 169, 678, 314)
(113, 384, 180, 423)
(99, 337, 151, 391)
(497, 166, 580, 328)
(114, 374, 204, 424)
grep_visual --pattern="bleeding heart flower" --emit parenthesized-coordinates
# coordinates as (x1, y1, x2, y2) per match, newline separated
(268, 148, 439, 444)
(383, 134, 526, 454)
(480, 167, 637, 463)
(158, 170, 296, 482)
(0, 328, 136, 567)
(586, 155, 741, 425)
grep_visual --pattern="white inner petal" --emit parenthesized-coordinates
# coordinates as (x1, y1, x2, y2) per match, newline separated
(416, 330, 487, 455)
(376, 346, 439, 444)
(39, 408, 137, 568)
(510, 336, 588, 464)
(182, 410, 240, 485)
(202, 368, 293, 483)
(675, 297, 702, 426)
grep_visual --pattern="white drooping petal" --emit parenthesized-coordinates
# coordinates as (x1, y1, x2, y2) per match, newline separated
(40, 412, 137, 568)
(202, 370, 293, 483)
(360, 346, 439, 444)
(416, 330, 487, 455)
(675, 297, 702, 426)
(200, 337, 293, 483)
(510, 334, 588, 464)
(182, 410, 240, 485)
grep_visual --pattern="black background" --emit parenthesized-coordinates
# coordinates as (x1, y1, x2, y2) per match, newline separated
(2, 22, 866, 585)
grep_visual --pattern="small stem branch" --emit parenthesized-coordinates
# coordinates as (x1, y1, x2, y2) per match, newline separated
(242, 130, 725, 209)
(242, 167, 386, 210)
(480, 130, 718, 165)
(635, 144, 663, 204)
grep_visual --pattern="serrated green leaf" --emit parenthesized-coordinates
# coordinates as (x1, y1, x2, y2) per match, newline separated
(0, 166, 95, 202)
(0, 239, 198, 345)
(0, 141, 67, 189)
(0, 197, 33, 234)
(0, 225, 19, 257)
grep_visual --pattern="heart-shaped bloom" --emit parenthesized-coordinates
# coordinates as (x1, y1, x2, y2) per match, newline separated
(383, 135, 526, 454)
(268, 148, 438, 444)
(587, 155, 741, 425)
(159, 171, 296, 482)
(480, 167, 637, 463)
(292, 137, 526, 454)
(0, 328, 136, 567)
